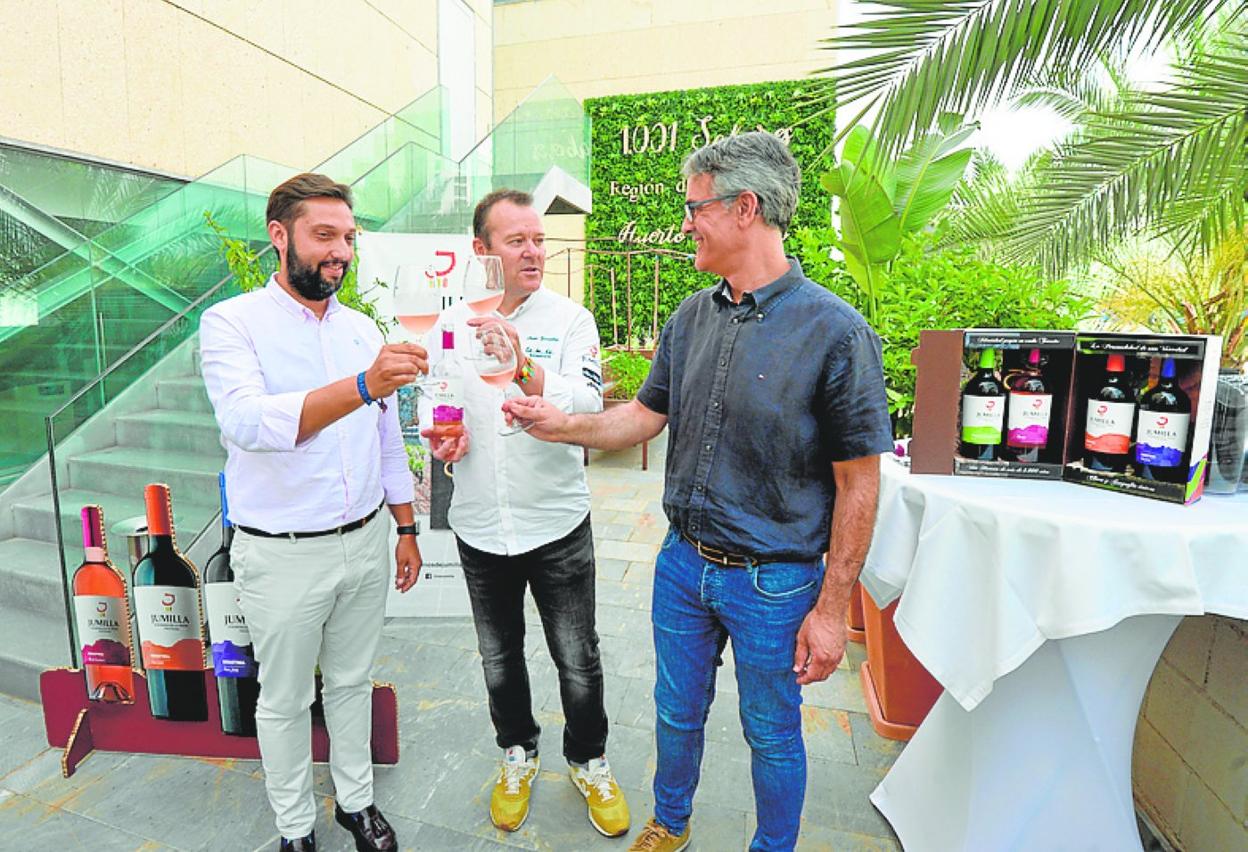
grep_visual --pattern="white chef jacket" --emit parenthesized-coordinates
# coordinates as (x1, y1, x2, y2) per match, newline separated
(424, 287, 603, 555)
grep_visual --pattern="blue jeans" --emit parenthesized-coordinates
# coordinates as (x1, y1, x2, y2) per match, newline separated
(651, 528, 823, 852)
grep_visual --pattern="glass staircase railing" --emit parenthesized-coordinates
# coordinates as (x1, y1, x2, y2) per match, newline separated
(0, 86, 450, 488)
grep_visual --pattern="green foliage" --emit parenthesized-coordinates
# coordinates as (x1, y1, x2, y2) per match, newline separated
(405, 442, 427, 478)
(810, 2, 1248, 276)
(603, 350, 653, 400)
(585, 81, 838, 345)
(203, 210, 390, 336)
(793, 226, 1092, 436)
(821, 118, 976, 324)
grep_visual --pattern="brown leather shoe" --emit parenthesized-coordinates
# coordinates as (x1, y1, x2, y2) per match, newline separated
(333, 803, 396, 851)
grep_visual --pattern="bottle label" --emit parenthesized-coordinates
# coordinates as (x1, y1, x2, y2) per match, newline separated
(1084, 401, 1135, 454)
(1135, 411, 1191, 467)
(961, 395, 1005, 444)
(134, 586, 203, 671)
(205, 582, 257, 678)
(431, 375, 464, 424)
(73, 595, 130, 667)
(1006, 393, 1052, 447)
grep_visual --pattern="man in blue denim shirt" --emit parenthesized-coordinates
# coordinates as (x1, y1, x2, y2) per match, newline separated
(507, 132, 894, 852)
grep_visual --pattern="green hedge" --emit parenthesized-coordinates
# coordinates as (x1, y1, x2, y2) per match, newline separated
(585, 81, 836, 346)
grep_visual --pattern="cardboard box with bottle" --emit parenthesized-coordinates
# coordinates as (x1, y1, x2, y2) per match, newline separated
(909, 328, 1224, 503)
(910, 329, 1076, 480)
(1064, 332, 1222, 504)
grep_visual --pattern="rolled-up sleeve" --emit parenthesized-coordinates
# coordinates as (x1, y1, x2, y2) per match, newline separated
(199, 307, 308, 452)
(541, 307, 603, 414)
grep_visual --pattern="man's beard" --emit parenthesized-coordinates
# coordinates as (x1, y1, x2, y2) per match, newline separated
(286, 236, 346, 301)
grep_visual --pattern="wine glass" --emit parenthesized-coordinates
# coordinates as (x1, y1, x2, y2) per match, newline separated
(468, 321, 531, 436)
(393, 264, 444, 341)
(462, 254, 505, 317)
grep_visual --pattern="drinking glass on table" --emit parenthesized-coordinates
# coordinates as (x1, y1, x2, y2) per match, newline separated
(468, 321, 531, 436)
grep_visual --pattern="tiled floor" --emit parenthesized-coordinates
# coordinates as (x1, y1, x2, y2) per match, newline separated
(0, 435, 903, 851)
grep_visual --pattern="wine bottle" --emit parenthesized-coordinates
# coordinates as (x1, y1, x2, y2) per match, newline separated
(72, 505, 134, 703)
(204, 472, 259, 736)
(960, 348, 1006, 461)
(1005, 348, 1053, 463)
(1083, 354, 1135, 473)
(430, 324, 465, 440)
(132, 483, 208, 721)
(1135, 357, 1192, 484)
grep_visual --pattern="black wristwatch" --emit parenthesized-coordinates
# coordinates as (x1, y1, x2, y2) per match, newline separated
(396, 523, 419, 537)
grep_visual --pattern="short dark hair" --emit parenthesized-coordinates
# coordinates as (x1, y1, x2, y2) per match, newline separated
(473, 189, 533, 244)
(266, 173, 353, 229)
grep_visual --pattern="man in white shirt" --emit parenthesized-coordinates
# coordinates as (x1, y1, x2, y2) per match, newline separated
(424, 189, 630, 839)
(200, 173, 425, 852)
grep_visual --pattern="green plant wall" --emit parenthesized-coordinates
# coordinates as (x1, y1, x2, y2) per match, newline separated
(585, 81, 836, 346)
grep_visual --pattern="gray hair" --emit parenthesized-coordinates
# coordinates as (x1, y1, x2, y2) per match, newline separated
(681, 131, 800, 234)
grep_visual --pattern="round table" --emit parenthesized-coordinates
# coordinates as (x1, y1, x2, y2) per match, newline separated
(861, 458, 1248, 852)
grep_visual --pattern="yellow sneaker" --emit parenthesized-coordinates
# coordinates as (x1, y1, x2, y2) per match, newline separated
(569, 756, 630, 837)
(628, 817, 690, 851)
(490, 746, 539, 831)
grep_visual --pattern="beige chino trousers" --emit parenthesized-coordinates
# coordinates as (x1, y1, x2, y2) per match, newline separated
(231, 516, 390, 838)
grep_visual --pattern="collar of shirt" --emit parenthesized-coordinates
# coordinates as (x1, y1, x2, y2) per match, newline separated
(265, 275, 343, 322)
(712, 257, 803, 313)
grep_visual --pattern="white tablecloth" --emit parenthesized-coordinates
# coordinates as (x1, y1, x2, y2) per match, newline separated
(862, 458, 1248, 712)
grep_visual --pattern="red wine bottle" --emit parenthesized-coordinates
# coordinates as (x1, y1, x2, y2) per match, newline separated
(960, 348, 1005, 460)
(1006, 349, 1052, 463)
(1135, 357, 1192, 484)
(204, 472, 259, 736)
(1083, 354, 1135, 473)
(72, 505, 134, 703)
(133, 483, 208, 721)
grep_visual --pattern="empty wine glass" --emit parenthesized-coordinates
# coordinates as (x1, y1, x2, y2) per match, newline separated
(468, 321, 531, 436)
(461, 254, 505, 317)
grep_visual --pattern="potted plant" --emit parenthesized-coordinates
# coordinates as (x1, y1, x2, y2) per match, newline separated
(600, 349, 654, 470)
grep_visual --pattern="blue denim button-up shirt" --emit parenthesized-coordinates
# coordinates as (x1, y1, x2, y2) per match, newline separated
(637, 259, 894, 561)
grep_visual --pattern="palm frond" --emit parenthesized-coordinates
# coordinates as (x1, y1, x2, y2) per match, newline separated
(809, 0, 1239, 159)
(998, 26, 1248, 275)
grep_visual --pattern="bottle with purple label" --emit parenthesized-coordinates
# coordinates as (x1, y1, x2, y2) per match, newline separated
(1134, 357, 1192, 484)
(1005, 348, 1052, 463)
(960, 348, 1006, 461)
(204, 472, 259, 736)
(429, 324, 465, 441)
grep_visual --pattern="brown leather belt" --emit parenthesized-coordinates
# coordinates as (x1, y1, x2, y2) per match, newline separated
(680, 530, 760, 568)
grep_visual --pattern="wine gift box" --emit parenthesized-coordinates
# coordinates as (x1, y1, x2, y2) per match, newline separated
(910, 329, 1077, 480)
(1063, 332, 1223, 505)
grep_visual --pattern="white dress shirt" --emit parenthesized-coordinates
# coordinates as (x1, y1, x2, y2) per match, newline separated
(424, 287, 603, 555)
(199, 277, 413, 533)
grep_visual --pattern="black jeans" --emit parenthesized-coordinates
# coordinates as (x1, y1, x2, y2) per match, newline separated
(456, 514, 608, 763)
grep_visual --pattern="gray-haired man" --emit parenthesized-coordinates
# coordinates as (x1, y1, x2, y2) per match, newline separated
(506, 131, 894, 851)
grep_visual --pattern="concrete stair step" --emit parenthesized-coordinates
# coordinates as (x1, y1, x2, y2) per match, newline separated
(0, 604, 71, 702)
(10, 488, 217, 548)
(0, 537, 67, 619)
(115, 409, 222, 454)
(67, 446, 226, 509)
(156, 376, 213, 414)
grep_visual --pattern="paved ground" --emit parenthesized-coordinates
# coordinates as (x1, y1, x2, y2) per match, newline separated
(0, 435, 903, 851)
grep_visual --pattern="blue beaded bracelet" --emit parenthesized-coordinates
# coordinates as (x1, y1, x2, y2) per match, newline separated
(356, 371, 375, 406)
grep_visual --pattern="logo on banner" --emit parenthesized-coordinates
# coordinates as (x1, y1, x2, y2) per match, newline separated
(425, 251, 457, 289)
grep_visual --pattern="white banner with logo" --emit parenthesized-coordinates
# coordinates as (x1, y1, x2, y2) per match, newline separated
(357, 232, 474, 340)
